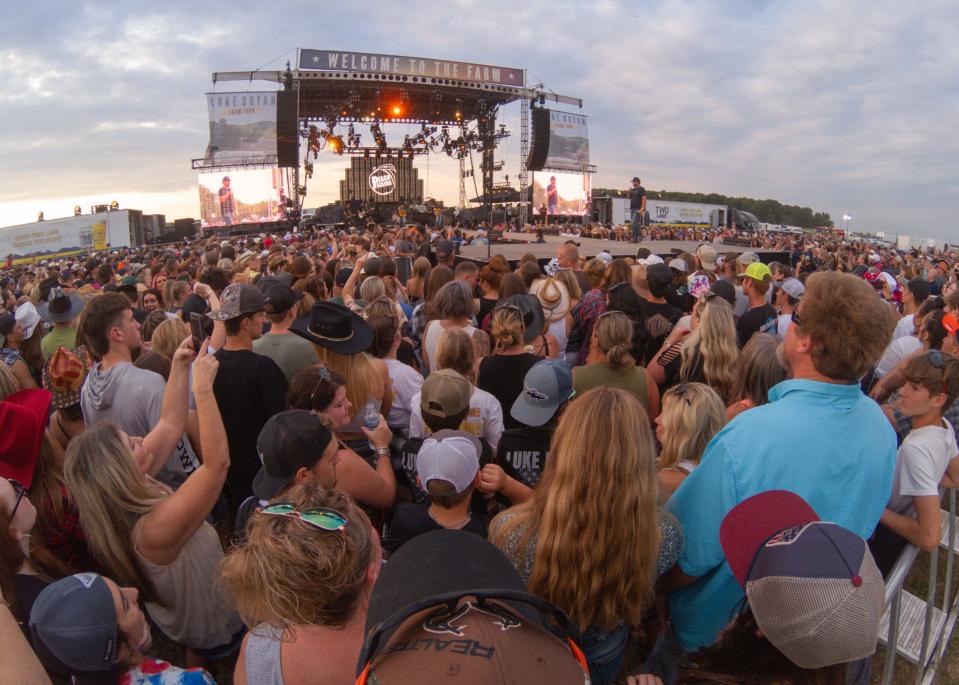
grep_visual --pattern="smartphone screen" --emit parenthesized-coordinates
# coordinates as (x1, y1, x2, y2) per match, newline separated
(190, 312, 204, 352)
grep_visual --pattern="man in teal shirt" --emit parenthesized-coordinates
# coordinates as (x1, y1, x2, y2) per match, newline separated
(658, 272, 899, 675)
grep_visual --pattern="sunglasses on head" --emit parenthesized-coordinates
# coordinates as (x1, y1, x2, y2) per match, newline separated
(926, 349, 952, 395)
(494, 303, 523, 315)
(8, 478, 26, 520)
(259, 503, 348, 531)
(309, 365, 334, 404)
(670, 383, 693, 406)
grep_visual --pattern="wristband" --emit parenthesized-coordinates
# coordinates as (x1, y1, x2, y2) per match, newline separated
(374, 447, 391, 459)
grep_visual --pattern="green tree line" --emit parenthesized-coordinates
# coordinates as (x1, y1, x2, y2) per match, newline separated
(592, 188, 833, 228)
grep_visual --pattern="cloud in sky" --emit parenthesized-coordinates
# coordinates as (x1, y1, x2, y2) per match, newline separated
(0, 0, 957, 239)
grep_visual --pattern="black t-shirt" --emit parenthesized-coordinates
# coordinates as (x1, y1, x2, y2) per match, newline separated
(383, 503, 489, 554)
(212, 348, 288, 506)
(477, 296, 498, 325)
(397, 437, 494, 508)
(477, 353, 541, 430)
(736, 304, 778, 348)
(497, 426, 552, 488)
(14, 573, 49, 642)
(630, 186, 647, 210)
(641, 300, 683, 365)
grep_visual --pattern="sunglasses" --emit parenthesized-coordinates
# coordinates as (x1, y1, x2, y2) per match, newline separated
(671, 383, 693, 406)
(8, 478, 26, 520)
(309, 365, 334, 404)
(259, 503, 348, 531)
(493, 303, 523, 315)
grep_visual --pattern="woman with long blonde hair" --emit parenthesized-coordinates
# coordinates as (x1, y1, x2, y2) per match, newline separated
(64, 344, 244, 658)
(490, 387, 681, 685)
(664, 293, 738, 401)
(654, 382, 727, 500)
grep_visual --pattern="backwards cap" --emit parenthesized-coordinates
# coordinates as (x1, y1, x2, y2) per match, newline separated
(720, 491, 883, 669)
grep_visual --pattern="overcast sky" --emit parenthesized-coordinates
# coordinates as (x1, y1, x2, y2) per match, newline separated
(1, 1, 957, 239)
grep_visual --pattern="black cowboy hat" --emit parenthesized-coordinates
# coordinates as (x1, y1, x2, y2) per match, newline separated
(290, 301, 373, 355)
(501, 294, 546, 344)
(37, 287, 85, 324)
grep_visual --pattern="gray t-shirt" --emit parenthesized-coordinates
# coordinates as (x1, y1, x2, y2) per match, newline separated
(253, 332, 320, 384)
(81, 362, 199, 489)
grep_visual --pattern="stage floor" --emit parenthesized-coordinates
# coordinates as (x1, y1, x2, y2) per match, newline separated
(458, 233, 782, 263)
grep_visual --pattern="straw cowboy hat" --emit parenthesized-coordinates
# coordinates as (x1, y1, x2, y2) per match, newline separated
(530, 277, 571, 324)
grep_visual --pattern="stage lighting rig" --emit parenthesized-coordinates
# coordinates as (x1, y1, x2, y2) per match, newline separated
(328, 135, 345, 155)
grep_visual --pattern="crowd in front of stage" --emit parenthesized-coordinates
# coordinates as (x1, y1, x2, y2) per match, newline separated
(2, 219, 959, 684)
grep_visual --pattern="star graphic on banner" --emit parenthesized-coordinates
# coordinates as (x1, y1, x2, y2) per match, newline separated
(312, 55, 320, 63)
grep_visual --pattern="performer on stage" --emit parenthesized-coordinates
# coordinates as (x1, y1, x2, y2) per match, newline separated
(218, 176, 235, 226)
(629, 176, 647, 242)
(546, 175, 559, 219)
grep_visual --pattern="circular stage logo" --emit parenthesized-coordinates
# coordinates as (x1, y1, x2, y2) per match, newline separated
(369, 164, 397, 196)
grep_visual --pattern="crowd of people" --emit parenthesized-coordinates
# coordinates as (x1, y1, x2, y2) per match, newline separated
(1, 219, 958, 684)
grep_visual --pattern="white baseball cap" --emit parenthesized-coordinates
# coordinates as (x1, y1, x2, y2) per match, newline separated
(416, 430, 481, 494)
(668, 258, 688, 273)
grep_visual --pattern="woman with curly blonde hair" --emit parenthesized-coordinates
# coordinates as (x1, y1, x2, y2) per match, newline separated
(220, 483, 381, 685)
(490, 386, 681, 685)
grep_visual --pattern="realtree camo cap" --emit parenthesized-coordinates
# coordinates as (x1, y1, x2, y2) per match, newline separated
(720, 491, 884, 669)
(357, 530, 590, 684)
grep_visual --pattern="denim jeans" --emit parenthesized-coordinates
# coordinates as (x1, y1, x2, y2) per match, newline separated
(579, 622, 629, 685)
(631, 209, 643, 241)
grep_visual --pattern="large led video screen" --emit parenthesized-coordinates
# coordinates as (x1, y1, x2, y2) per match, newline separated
(198, 168, 287, 227)
(531, 172, 591, 216)
(545, 111, 589, 171)
(203, 91, 278, 165)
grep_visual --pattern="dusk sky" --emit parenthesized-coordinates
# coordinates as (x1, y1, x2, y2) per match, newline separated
(1, 1, 957, 239)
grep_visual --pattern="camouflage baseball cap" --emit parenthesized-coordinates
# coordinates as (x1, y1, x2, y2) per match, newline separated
(207, 283, 268, 321)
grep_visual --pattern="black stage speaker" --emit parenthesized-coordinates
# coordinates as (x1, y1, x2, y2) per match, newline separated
(527, 106, 551, 171)
(174, 218, 195, 239)
(276, 90, 298, 168)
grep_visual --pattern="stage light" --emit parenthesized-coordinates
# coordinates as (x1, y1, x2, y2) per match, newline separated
(110, 200, 119, 210)
(392, 105, 402, 116)
(74, 205, 82, 216)
(37, 212, 44, 221)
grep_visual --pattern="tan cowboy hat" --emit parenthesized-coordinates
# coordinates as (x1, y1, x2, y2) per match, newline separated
(530, 277, 570, 324)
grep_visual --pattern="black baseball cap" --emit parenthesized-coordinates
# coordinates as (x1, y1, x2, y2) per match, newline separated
(252, 410, 334, 499)
(645, 262, 673, 292)
(710, 279, 736, 307)
(263, 284, 303, 316)
(335, 268, 353, 288)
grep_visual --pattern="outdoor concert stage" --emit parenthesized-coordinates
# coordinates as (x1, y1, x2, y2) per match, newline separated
(459, 233, 788, 265)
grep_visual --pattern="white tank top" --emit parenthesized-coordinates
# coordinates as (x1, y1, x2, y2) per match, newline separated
(547, 319, 568, 357)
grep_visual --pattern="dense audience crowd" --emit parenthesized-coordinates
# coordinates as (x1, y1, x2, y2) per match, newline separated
(2, 220, 958, 684)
